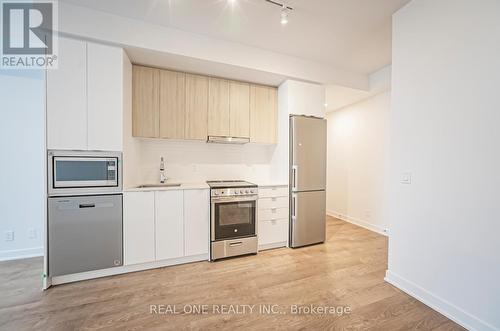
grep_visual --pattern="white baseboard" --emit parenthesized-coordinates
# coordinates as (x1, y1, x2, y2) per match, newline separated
(385, 270, 499, 331)
(51, 254, 209, 286)
(259, 241, 287, 251)
(0, 246, 43, 262)
(326, 210, 388, 236)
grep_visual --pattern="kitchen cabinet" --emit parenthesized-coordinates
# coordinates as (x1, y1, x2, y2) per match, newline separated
(123, 188, 209, 266)
(123, 192, 156, 265)
(208, 78, 230, 137)
(155, 191, 184, 260)
(131, 65, 278, 144)
(250, 85, 278, 144)
(229, 81, 250, 138)
(133, 65, 159, 138)
(185, 74, 208, 140)
(184, 189, 210, 256)
(47, 37, 125, 151)
(87, 43, 123, 151)
(159, 70, 185, 139)
(47, 37, 87, 150)
(258, 185, 289, 250)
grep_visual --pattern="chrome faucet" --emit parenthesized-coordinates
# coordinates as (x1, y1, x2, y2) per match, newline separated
(160, 157, 167, 184)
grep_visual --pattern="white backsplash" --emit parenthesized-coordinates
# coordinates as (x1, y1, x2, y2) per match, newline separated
(127, 138, 276, 185)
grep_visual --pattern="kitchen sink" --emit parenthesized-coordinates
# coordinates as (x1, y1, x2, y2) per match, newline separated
(135, 183, 181, 188)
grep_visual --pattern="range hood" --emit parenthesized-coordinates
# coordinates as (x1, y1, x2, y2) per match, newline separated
(207, 136, 250, 144)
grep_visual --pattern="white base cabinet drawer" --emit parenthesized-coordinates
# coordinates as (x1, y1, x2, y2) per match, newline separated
(259, 186, 288, 198)
(259, 207, 289, 221)
(259, 196, 288, 209)
(258, 219, 288, 246)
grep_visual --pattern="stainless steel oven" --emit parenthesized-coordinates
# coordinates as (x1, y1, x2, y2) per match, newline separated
(208, 181, 259, 261)
(48, 150, 122, 196)
(211, 195, 257, 241)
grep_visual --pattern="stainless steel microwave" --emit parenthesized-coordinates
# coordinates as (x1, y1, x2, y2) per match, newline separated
(48, 150, 122, 196)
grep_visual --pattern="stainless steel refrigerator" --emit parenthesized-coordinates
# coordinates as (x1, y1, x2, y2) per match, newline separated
(289, 115, 327, 248)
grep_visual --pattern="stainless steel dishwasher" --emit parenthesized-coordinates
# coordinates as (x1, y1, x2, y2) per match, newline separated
(48, 194, 123, 276)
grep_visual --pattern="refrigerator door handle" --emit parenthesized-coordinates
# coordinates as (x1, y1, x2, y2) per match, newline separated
(292, 165, 298, 191)
(291, 195, 296, 217)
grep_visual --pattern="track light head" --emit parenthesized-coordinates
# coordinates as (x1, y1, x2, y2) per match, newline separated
(280, 5, 289, 25)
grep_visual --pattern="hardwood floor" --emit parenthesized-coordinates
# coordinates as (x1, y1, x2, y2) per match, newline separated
(0, 217, 464, 330)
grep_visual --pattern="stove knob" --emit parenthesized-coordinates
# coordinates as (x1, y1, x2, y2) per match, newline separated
(245, 190, 249, 194)
(213, 191, 219, 196)
(235, 190, 239, 195)
(250, 189, 254, 194)
(240, 189, 244, 194)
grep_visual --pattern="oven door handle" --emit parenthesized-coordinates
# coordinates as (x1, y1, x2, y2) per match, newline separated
(211, 196, 258, 203)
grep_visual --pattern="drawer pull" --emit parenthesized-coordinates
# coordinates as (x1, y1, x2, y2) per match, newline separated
(229, 242, 243, 247)
(272, 197, 277, 202)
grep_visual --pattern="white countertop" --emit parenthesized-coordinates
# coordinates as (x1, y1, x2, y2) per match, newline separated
(124, 181, 287, 192)
(124, 182, 209, 192)
(254, 182, 289, 187)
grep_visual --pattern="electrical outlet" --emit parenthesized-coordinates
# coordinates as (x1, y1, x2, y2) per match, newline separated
(4, 231, 14, 241)
(401, 172, 412, 184)
(28, 228, 37, 239)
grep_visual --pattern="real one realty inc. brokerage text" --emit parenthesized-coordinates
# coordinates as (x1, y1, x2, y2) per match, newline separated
(150, 304, 352, 316)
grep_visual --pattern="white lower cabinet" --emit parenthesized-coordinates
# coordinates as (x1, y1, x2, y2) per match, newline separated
(259, 219, 288, 246)
(123, 191, 155, 265)
(123, 189, 209, 267)
(155, 191, 184, 260)
(184, 189, 210, 256)
(258, 185, 289, 250)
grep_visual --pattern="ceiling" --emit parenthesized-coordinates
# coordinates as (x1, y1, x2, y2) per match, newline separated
(60, 0, 410, 76)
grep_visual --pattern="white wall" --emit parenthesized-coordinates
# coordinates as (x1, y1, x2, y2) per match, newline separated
(0, 70, 45, 260)
(124, 139, 275, 186)
(386, 1, 500, 330)
(326, 91, 390, 235)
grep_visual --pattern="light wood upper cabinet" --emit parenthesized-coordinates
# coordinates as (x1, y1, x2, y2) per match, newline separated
(159, 70, 185, 139)
(185, 74, 208, 140)
(208, 78, 230, 137)
(229, 81, 250, 138)
(132, 66, 278, 144)
(250, 85, 278, 144)
(132, 65, 159, 138)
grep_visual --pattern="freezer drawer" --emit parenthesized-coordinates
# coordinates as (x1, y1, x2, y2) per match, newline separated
(290, 116, 327, 192)
(48, 194, 123, 276)
(290, 190, 326, 248)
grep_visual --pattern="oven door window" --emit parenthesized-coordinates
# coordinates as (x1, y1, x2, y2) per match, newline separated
(54, 157, 117, 188)
(214, 200, 256, 240)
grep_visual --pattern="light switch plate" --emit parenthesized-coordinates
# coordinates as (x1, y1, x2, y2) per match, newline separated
(401, 172, 412, 184)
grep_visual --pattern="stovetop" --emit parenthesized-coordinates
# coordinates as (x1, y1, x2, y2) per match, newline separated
(206, 180, 257, 189)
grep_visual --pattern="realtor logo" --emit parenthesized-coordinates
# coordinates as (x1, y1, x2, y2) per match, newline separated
(1, 0, 58, 68)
